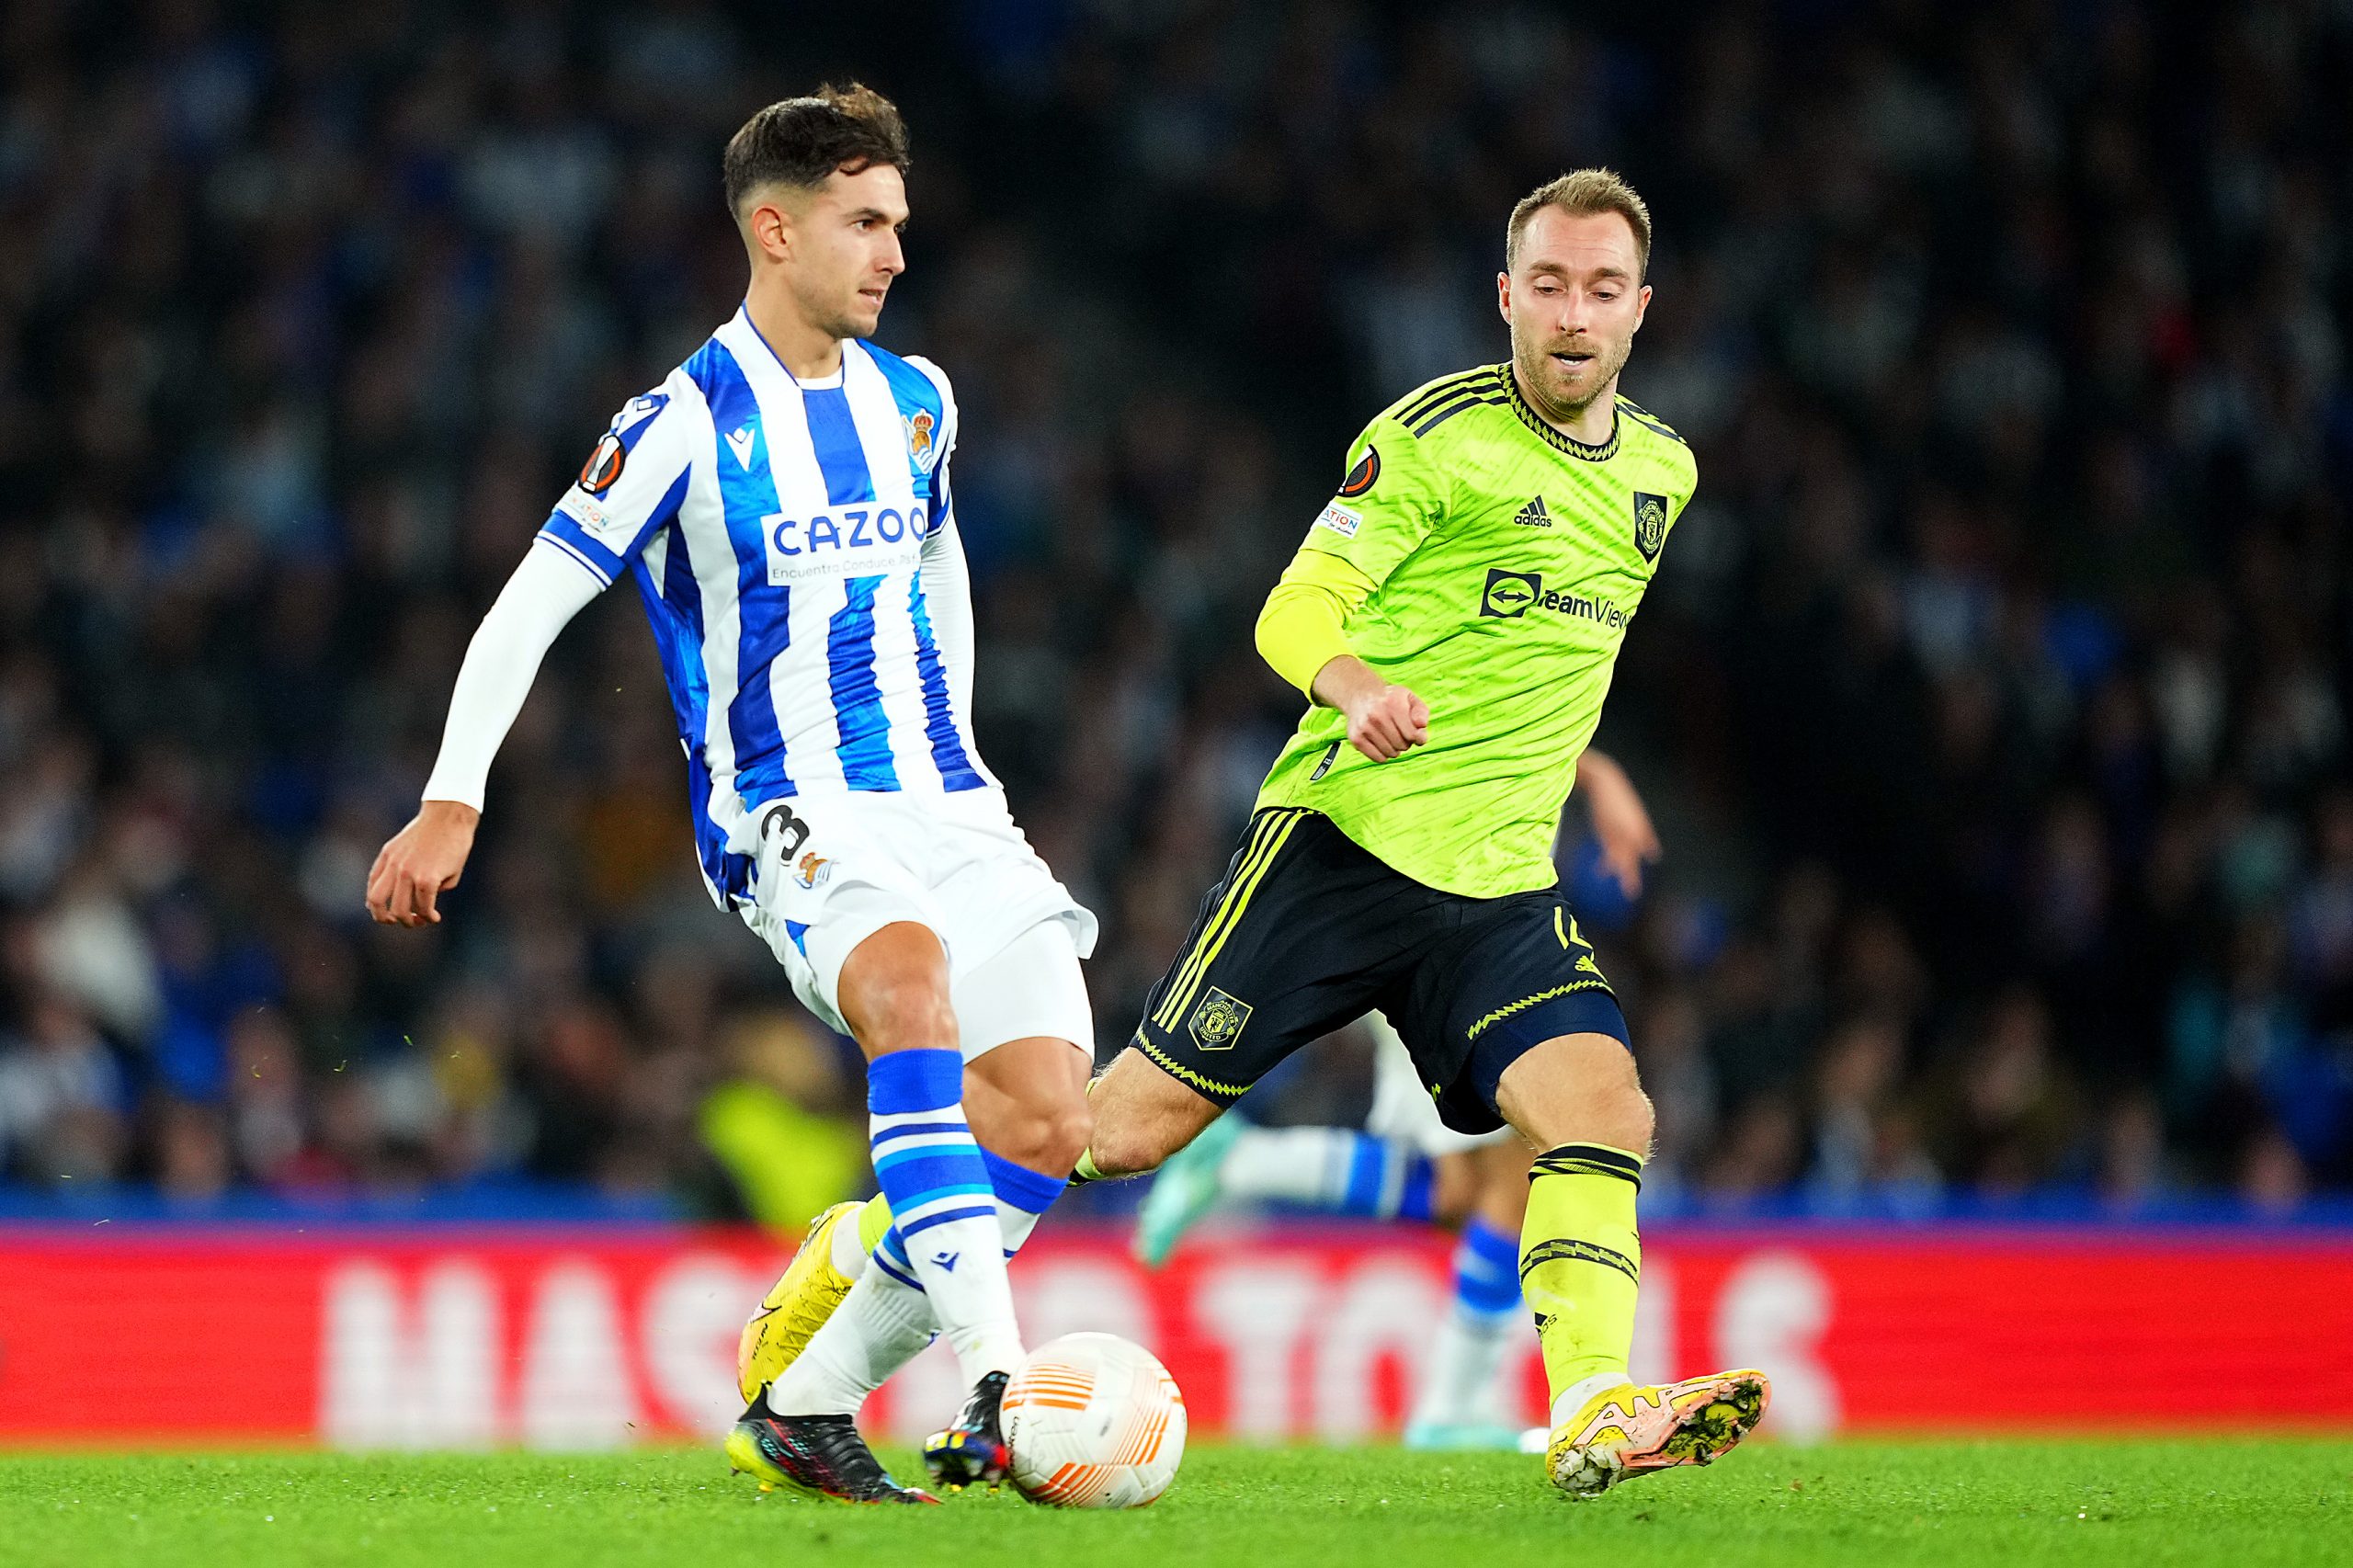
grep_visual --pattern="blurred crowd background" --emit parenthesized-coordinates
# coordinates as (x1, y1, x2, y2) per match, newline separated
(1, 0, 2347, 1222)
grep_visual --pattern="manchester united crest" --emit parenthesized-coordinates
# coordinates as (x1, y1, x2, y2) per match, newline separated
(1631, 491, 1668, 562)
(1188, 987, 1253, 1051)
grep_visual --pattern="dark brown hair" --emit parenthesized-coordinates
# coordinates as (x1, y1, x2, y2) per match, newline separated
(722, 83, 911, 217)
(1506, 168, 1653, 278)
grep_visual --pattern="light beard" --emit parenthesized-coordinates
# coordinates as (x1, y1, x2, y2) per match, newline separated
(810, 307, 871, 344)
(1513, 335, 1630, 429)
(792, 279, 879, 347)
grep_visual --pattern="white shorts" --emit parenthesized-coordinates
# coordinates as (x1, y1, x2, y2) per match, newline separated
(739, 788, 1098, 1062)
(1364, 1013, 1516, 1154)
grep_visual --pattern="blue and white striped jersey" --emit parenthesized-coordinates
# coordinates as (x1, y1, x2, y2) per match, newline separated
(535, 306, 996, 907)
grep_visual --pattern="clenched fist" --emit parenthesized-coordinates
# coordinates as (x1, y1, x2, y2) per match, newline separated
(1313, 654, 1431, 763)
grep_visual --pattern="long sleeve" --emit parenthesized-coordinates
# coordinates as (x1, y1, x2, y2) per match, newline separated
(920, 473, 977, 717)
(1255, 410, 1449, 697)
(1255, 545, 1379, 697)
(418, 540, 605, 811)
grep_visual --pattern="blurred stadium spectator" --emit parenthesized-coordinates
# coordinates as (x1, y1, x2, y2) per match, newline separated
(0, 0, 2345, 1216)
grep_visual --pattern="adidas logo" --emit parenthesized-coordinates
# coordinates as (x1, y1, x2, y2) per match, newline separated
(1514, 495, 1552, 528)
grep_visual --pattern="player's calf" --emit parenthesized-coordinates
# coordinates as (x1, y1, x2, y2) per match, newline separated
(838, 926, 1026, 1387)
(1486, 1030, 1772, 1494)
(963, 1034, 1093, 1177)
(840, 927, 965, 1062)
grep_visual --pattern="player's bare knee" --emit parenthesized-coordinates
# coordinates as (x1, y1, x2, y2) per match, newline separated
(852, 977, 960, 1059)
(1618, 1084, 1657, 1158)
(1496, 1031, 1654, 1152)
(1562, 1066, 1651, 1153)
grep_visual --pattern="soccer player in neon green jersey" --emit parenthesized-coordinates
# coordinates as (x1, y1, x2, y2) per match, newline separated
(1083, 167, 1770, 1497)
(741, 169, 1768, 1498)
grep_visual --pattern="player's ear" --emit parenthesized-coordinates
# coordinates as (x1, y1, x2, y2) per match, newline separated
(1495, 270, 1513, 324)
(745, 195, 793, 262)
(1632, 282, 1652, 331)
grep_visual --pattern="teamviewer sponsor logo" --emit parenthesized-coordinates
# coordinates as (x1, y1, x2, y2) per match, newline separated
(1478, 567, 1631, 631)
(1482, 568, 1540, 618)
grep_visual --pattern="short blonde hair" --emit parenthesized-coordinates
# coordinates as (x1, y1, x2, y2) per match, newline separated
(1506, 168, 1653, 279)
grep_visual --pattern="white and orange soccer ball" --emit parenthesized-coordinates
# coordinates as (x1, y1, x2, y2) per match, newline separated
(999, 1332, 1188, 1508)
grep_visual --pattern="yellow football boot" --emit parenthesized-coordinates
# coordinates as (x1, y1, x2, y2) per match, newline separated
(735, 1200, 864, 1403)
(1545, 1369, 1770, 1498)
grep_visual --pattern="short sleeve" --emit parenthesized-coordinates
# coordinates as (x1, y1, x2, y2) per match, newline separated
(1295, 418, 1448, 588)
(897, 353, 960, 539)
(536, 375, 699, 587)
(902, 353, 961, 471)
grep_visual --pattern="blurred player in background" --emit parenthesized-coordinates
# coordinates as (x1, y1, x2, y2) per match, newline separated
(1132, 749, 1662, 1453)
(365, 85, 1097, 1505)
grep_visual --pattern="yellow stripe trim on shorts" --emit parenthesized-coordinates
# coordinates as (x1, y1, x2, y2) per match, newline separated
(1154, 808, 1307, 1030)
(1159, 809, 1306, 1028)
(1157, 805, 1308, 1026)
(1464, 978, 1610, 1042)
(1152, 810, 1285, 1030)
(1133, 1032, 1251, 1099)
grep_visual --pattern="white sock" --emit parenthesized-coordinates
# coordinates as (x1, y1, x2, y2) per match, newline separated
(1552, 1369, 1632, 1431)
(771, 1188, 1055, 1415)
(767, 1268, 937, 1415)
(895, 1220, 1018, 1384)
(866, 1050, 1024, 1384)
(829, 1207, 872, 1279)
(1411, 1301, 1517, 1428)
(834, 1188, 1045, 1289)
(1221, 1126, 1366, 1205)
(995, 1204, 1042, 1254)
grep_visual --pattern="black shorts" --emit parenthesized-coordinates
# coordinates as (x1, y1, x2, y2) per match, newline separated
(1131, 807, 1629, 1135)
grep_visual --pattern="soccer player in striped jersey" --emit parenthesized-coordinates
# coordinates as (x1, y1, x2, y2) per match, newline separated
(699, 165, 1772, 1499)
(365, 85, 1094, 1505)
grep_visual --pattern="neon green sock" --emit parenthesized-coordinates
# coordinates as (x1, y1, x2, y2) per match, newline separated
(1520, 1142, 1644, 1406)
(855, 1193, 894, 1255)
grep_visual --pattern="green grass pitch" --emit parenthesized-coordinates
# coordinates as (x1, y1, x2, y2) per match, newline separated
(2, 1440, 2346, 1568)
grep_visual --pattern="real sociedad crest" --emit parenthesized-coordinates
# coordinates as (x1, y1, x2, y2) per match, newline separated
(904, 409, 936, 466)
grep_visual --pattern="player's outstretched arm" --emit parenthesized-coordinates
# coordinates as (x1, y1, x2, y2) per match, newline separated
(365, 542, 602, 926)
(1574, 747, 1660, 897)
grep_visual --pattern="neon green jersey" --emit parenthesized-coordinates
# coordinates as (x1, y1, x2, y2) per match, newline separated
(1255, 362, 1697, 897)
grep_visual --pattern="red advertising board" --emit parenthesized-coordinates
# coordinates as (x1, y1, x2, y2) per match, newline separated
(2, 1224, 2347, 1447)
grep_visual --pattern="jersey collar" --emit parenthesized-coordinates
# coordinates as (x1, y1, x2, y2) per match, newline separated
(1504, 365, 1620, 461)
